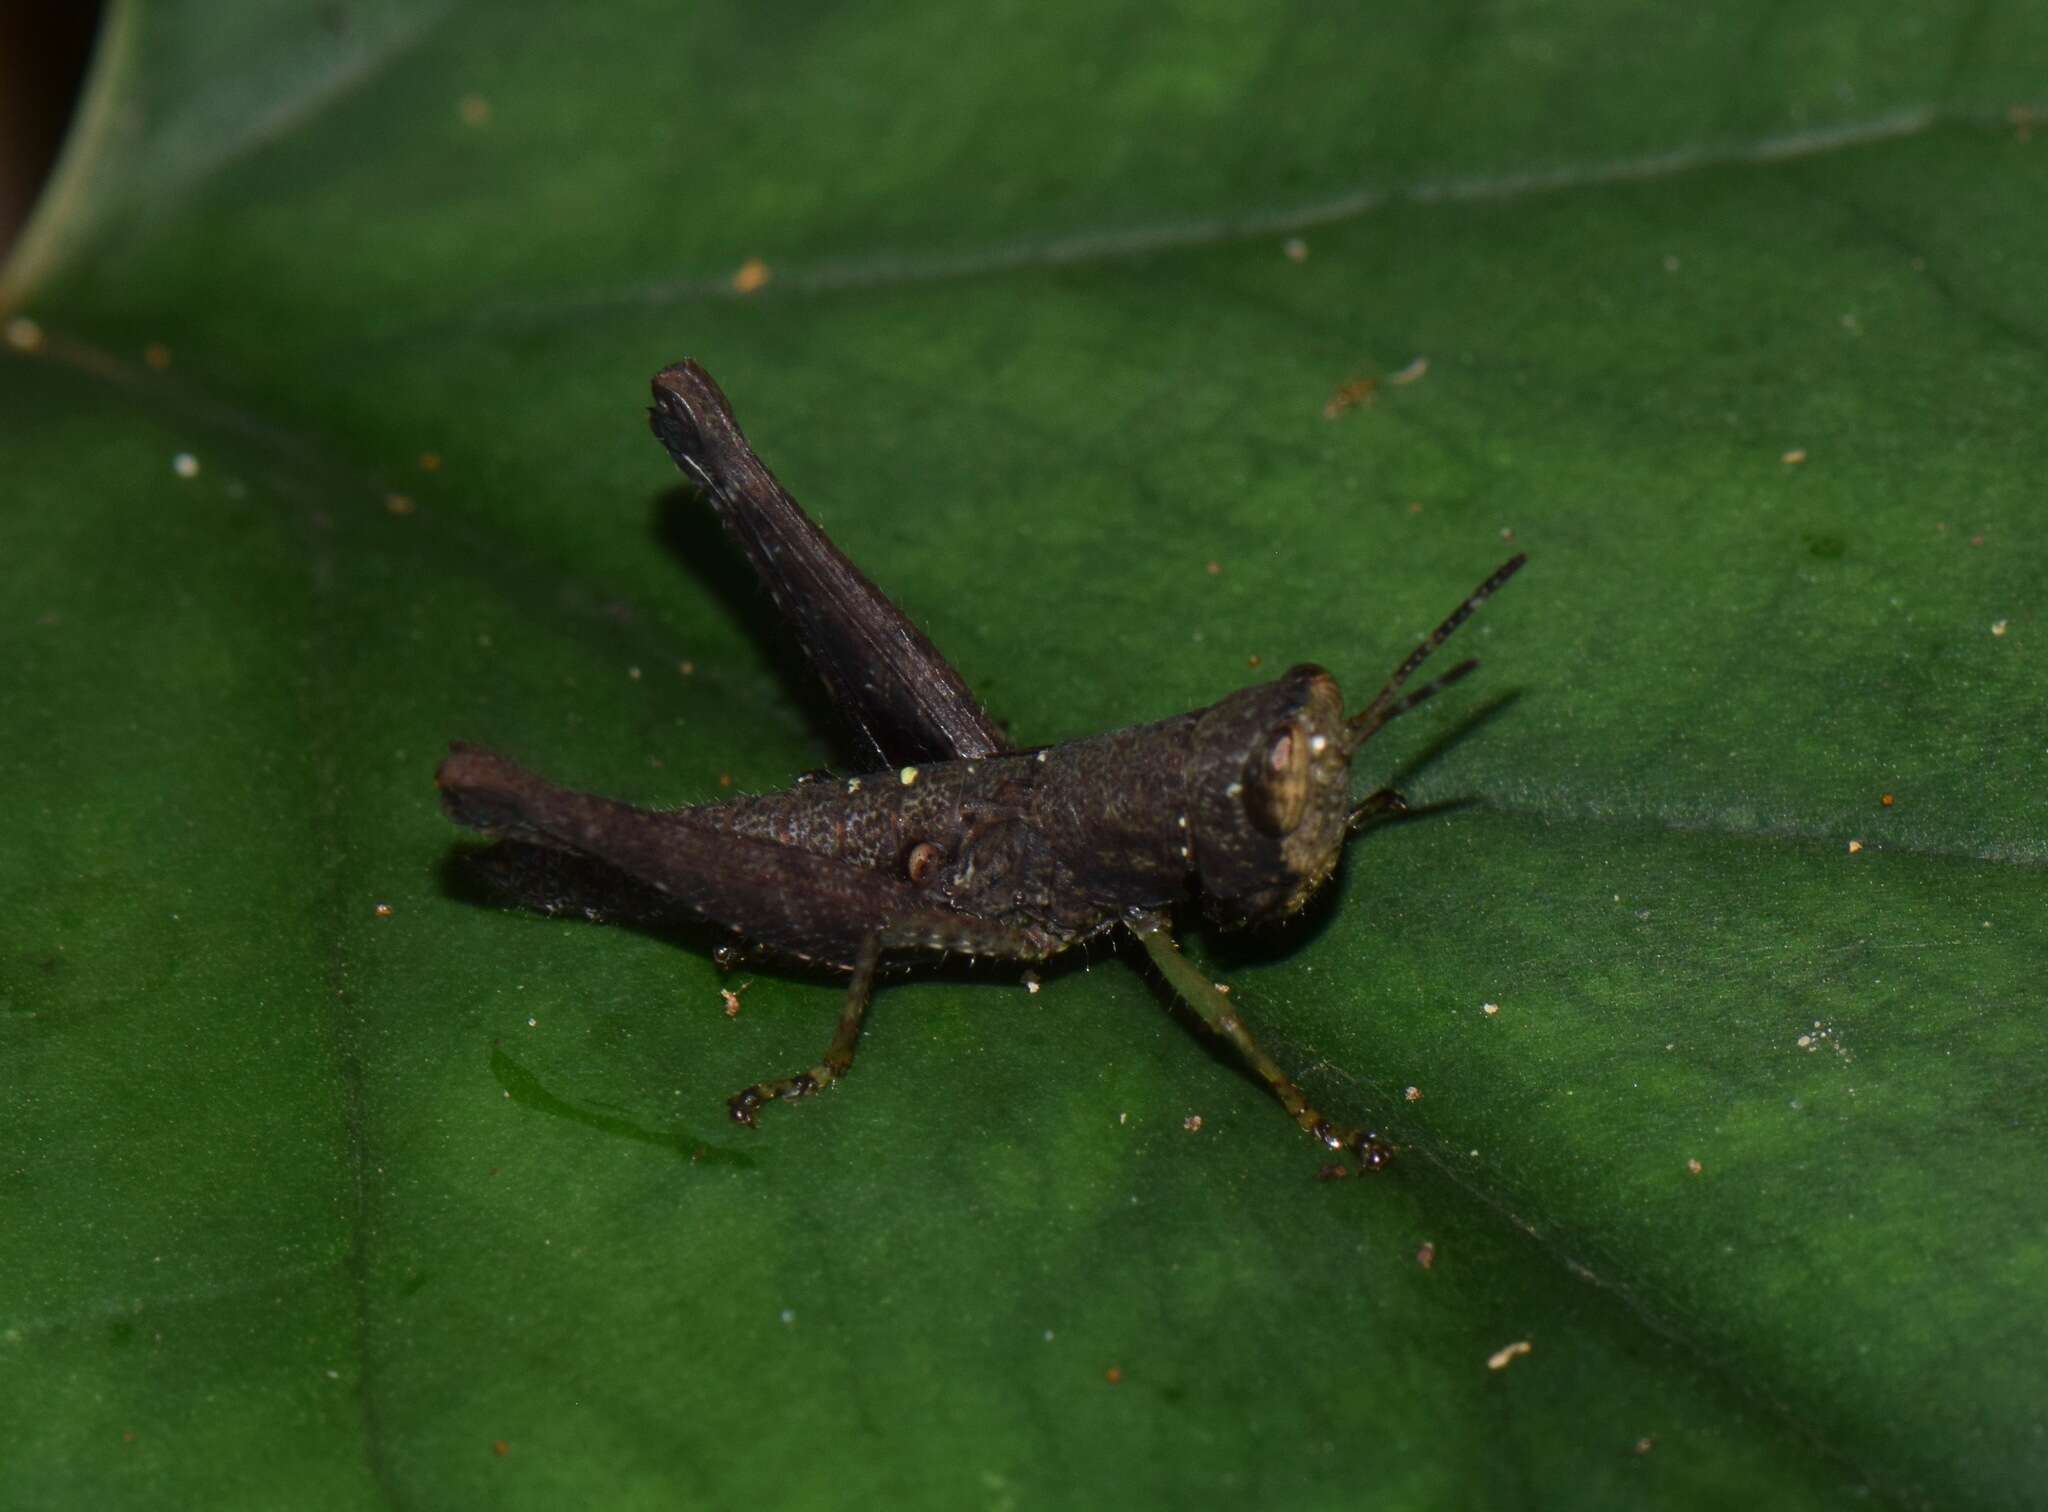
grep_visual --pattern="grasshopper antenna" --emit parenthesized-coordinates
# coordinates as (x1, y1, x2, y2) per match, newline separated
(1343, 554, 1527, 754)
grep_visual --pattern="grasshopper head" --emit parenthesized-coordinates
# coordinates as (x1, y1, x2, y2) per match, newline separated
(1183, 554, 1527, 928)
(1184, 666, 1356, 927)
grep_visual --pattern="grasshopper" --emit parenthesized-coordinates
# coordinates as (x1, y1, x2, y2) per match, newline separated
(438, 362, 1524, 1170)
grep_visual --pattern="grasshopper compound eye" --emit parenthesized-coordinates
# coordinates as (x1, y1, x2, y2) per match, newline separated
(1244, 722, 1312, 836)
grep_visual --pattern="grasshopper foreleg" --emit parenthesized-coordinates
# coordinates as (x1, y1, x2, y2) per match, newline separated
(1129, 914, 1392, 1171)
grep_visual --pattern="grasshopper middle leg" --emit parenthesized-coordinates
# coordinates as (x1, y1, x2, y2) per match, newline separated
(726, 912, 1057, 1126)
(727, 933, 883, 1124)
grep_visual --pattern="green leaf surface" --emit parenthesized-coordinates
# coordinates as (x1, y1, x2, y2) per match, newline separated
(5, 4, 2044, 1507)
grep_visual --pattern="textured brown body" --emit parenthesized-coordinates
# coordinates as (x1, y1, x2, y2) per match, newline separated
(710, 722, 1199, 960)
(438, 662, 1351, 973)
(441, 732, 1174, 970)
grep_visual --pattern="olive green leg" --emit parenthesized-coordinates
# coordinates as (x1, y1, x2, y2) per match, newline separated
(727, 911, 1056, 1128)
(728, 932, 882, 1125)
(1129, 914, 1391, 1171)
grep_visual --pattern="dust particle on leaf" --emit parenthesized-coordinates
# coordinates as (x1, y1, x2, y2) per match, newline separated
(1322, 376, 1377, 418)
(373, 903, 393, 918)
(1282, 237, 1308, 262)
(1104, 1366, 1123, 1385)
(1183, 1115, 1203, 1132)
(1880, 792, 1894, 807)
(1848, 839, 1863, 854)
(172, 453, 200, 478)
(1991, 620, 2008, 637)
(1481, 1001, 1499, 1017)
(1781, 448, 1807, 465)
(1635, 1436, 1655, 1455)
(1487, 1340, 1533, 1371)
(1686, 1158, 1703, 1175)
(460, 95, 491, 126)
(1416, 1242, 1436, 1269)
(1388, 356, 1429, 385)
(1404, 1086, 1421, 1102)
(731, 258, 773, 295)
(419, 451, 442, 471)
(384, 493, 414, 516)
(143, 342, 172, 370)
(491, 1439, 510, 1457)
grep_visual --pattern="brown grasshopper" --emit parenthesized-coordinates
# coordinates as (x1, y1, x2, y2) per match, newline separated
(438, 362, 1524, 1170)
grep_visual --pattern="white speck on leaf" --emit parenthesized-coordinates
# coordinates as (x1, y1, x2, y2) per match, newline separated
(1487, 1340, 1533, 1371)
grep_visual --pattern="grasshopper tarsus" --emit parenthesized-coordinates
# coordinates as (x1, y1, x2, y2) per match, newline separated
(1307, 1116, 1392, 1173)
(726, 1067, 829, 1125)
(1351, 1131, 1394, 1171)
(1312, 1133, 1390, 1179)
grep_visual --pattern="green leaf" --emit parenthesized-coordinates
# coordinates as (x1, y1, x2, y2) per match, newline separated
(5, 4, 2043, 1507)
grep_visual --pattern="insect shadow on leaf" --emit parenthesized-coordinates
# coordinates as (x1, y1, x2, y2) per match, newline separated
(437, 361, 1525, 1173)
(652, 487, 860, 765)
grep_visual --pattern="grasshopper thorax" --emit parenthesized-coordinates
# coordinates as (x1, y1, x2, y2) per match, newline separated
(1184, 665, 1355, 927)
